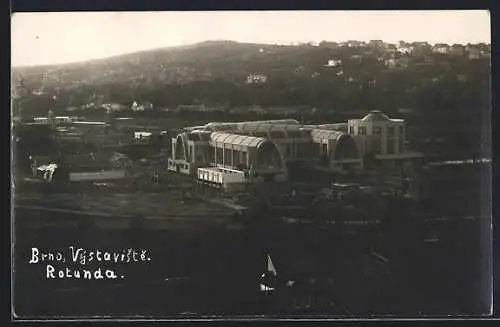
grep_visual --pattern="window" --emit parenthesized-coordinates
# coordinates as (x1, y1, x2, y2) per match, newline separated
(349, 126, 354, 134)
(372, 137, 381, 154)
(241, 151, 247, 166)
(255, 132, 268, 137)
(398, 126, 404, 137)
(388, 126, 395, 136)
(287, 130, 302, 138)
(285, 145, 290, 157)
(321, 144, 329, 166)
(296, 143, 304, 158)
(399, 140, 404, 153)
(387, 139, 395, 154)
(224, 148, 232, 165)
(207, 148, 215, 163)
(233, 150, 240, 165)
(216, 147, 223, 164)
(322, 143, 328, 156)
(359, 126, 367, 135)
(372, 126, 381, 135)
(270, 131, 285, 139)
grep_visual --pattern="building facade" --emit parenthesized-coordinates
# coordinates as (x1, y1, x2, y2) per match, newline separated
(168, 128, 287, 184)
(348, 110, 423, 166)
(168, 112, 422, 188)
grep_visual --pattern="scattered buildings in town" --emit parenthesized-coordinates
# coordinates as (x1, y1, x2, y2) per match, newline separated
(397, 42, 413, 54)
(344, 40, 367, 48)
(325, 59, 342, 67)
(131, 101, 154, 112)
(368, 40, 385, 49)
(246, 74, 268, 84)
(103, 103, 130, 113)
(134, 131, 153, 142)
(31, 152, 130, 183)
(433, 43, 450, 54)
(448, 44, 466, 56)
(32, 89, 44, 96)
(33, 116, 77, 126)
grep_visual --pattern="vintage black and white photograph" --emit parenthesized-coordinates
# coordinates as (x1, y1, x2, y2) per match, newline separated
(11, 10, 492, 320)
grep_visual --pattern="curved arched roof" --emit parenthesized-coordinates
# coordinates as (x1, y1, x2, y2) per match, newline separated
(184, 125, 207, 132)
(186, 130, 212, 141)
(210, 132, 267, 148)
(332, 135, 360, 160)
(310, 129, 345, 142)
(206, 119, 299, 129)
(175, 133, 190, 161)
(240, 119, 300, 125)
(237, 123, 300, 132)
(313, 123, 347, 131)
(237, 123, 284, 132)
(204, 123, 238, 132)
(361, 110, 391, 122)
(234, 123, 312, 139)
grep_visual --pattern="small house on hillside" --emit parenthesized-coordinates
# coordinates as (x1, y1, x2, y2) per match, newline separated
(246, 74, 268, 84)
(103, 103, 129, 113)
(369, 40, 385, 49)
(325, 59, 342, 67)
(449, 44, 466, 56)
(131, 101, 154, 112)
(433, 43, 450, 54)
(345, 41, 367, 48)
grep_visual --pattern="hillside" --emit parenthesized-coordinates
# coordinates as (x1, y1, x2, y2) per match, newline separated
(12, 40, 491, 118)
(13, 41, 297, 86)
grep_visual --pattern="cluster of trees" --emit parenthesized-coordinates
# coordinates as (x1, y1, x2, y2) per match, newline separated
(13, 41, 490, 115)
(11, 41, 491, 160)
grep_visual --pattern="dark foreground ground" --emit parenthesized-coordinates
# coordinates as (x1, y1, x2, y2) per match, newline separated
(12, 163, 492, 319)
(13, 216, 490, 319)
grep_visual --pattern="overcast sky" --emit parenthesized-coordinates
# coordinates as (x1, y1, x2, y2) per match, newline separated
(11, 10, 491, 67)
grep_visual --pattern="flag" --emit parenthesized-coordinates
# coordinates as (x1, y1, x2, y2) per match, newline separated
(260, 254, 278, 293)
(267, 254, 277, 276)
